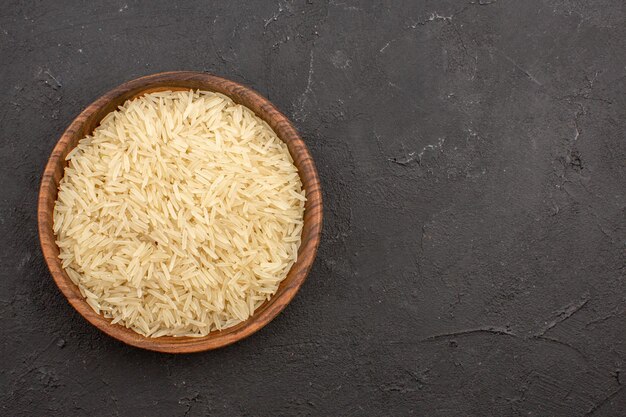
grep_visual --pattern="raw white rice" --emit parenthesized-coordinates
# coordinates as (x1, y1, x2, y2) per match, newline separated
(53, 89, 305, 337)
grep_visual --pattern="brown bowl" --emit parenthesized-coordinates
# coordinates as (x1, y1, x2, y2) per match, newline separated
(37, 71, 323, 353)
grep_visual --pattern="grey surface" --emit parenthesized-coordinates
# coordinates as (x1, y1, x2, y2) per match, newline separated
(1, 0, 625, 416)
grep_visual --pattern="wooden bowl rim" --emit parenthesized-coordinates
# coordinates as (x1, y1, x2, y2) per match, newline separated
(37, 71, 323, 353)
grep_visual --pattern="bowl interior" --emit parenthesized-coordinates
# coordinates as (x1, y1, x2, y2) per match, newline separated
(38, 72, 322, 353)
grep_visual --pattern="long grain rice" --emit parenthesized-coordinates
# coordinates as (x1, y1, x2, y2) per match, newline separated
(54, 90, 305, 337)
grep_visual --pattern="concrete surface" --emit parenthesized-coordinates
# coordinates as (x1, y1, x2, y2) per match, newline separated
(1, 0, 625, 416)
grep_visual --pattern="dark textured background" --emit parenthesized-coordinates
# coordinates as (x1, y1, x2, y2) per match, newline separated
(1, 0, 625, 416)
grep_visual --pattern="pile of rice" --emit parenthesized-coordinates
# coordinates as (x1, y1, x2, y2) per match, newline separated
(53, 90, 305, 337)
